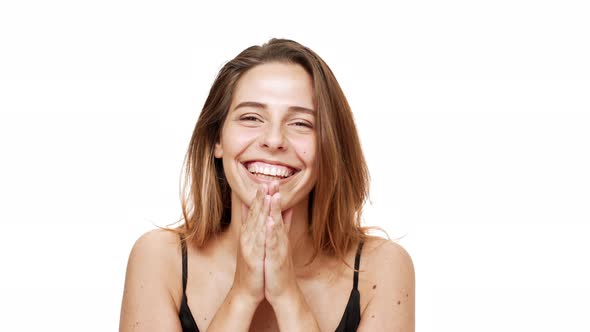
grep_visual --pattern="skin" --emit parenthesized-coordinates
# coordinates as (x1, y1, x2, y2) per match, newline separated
(213, 62, 320, 274)
(119, 62, 415, 331)
(211, 62, 322, 330)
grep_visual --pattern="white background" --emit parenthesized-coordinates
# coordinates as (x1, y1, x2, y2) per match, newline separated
(1, 1, 589, 331)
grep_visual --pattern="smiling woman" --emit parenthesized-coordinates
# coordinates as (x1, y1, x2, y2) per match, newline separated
(119, 38, 415, 332)
(214, 62, 318, 221)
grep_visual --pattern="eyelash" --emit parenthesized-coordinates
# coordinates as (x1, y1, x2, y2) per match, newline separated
(241, 116, 261, 122)
(293, 121, 313, 128)
(239, 116, 313, 128)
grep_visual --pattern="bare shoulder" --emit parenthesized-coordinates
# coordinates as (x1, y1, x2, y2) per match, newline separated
(125, 229, 182, 287)
(362, 236, 414, 274)
(358, 236, 415, 332)
(120, 229, 183, 332)
(361, 236, 414, 294)
(129, 228, 182, 263)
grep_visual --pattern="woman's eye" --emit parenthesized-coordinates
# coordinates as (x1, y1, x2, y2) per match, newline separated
(240, 116, 261, 122)
(293, 121, 313, 128)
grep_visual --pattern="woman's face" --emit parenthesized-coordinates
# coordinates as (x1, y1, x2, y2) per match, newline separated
(214, 62, 317, 210)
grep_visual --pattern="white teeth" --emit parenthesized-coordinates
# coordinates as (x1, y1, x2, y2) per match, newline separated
(245, 162, 295, 178)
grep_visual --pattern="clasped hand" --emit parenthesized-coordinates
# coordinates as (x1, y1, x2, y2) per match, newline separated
(233, 181, 298, 308)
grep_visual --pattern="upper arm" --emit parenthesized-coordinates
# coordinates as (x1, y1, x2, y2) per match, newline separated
(357, 240, 415, 332)
(119, 229, 183, 332)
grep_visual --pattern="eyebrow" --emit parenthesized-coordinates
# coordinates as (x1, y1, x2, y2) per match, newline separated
(233, 101, 315, 115)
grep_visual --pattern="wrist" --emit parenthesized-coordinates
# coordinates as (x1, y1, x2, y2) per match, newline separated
(269, 285, 299, 312)
(271, 287, 320, 332)
(227, 288, 260, 316)
(207, 287, 261, 331)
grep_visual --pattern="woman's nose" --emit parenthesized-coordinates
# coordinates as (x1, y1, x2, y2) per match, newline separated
(259, 124, 286, 151)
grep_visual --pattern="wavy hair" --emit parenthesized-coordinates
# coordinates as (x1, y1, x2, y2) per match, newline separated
(173, 38, 384, 267)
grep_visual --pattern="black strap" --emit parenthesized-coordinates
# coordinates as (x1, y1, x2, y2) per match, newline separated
(180, 234, 188, 292)
(353, 240, 364, 290)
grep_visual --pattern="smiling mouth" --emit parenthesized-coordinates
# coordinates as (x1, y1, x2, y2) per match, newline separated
(241, 161, 300, 182)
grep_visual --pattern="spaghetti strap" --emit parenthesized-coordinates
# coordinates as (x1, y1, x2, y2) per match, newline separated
(334, 240, 364, 331)
(178, 233, 200, 331)
(352, 240, 364, 290)
(180, 234, 188, 292)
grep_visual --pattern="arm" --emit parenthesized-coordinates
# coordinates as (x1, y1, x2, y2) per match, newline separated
(272, 286, 321, 332)
(119, 230, 262, 332)
(205, 288, 259, 331)
(357, 240, 415, 332)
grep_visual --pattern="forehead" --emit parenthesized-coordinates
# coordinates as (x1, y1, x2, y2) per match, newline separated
(231, 62, 315, 110)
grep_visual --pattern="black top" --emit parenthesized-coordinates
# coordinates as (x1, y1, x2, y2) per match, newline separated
(179, 236, 364, 332)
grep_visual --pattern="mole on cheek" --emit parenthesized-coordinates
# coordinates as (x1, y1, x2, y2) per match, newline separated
(372, 284, 377, 289)
(397, 300, 401, 305)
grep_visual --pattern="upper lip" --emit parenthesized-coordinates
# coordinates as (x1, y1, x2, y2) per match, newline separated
(242, 159, 301, 171)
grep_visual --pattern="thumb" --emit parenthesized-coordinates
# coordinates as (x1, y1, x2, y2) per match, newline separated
(241, 203, 249, 226)
(282, 208, 294, 233)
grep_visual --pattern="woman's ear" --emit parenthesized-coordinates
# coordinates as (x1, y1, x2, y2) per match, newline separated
(214, 141, 223, 158)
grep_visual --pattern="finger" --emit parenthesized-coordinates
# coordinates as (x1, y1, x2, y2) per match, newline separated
(265, 216, 277, 251)
(270, 193, 283, 229)
(241, 204, 249, 227)
(254, 217, 267, 256)
(247, 186, 263, 223)
(243, 185, 265, 229)
(282, 208, 294, 234)
(268, 180, 279, 196)
(258, 194, 271, 232)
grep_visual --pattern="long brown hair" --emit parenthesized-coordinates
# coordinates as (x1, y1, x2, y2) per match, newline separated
(174, 38, 384, 266)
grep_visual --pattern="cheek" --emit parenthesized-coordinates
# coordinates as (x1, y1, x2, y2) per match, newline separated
(221, 127, 258, 156)
(290, 137, 316, 166)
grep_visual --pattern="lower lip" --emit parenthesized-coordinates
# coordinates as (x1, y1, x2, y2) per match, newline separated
(241, 163, 297, 185)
